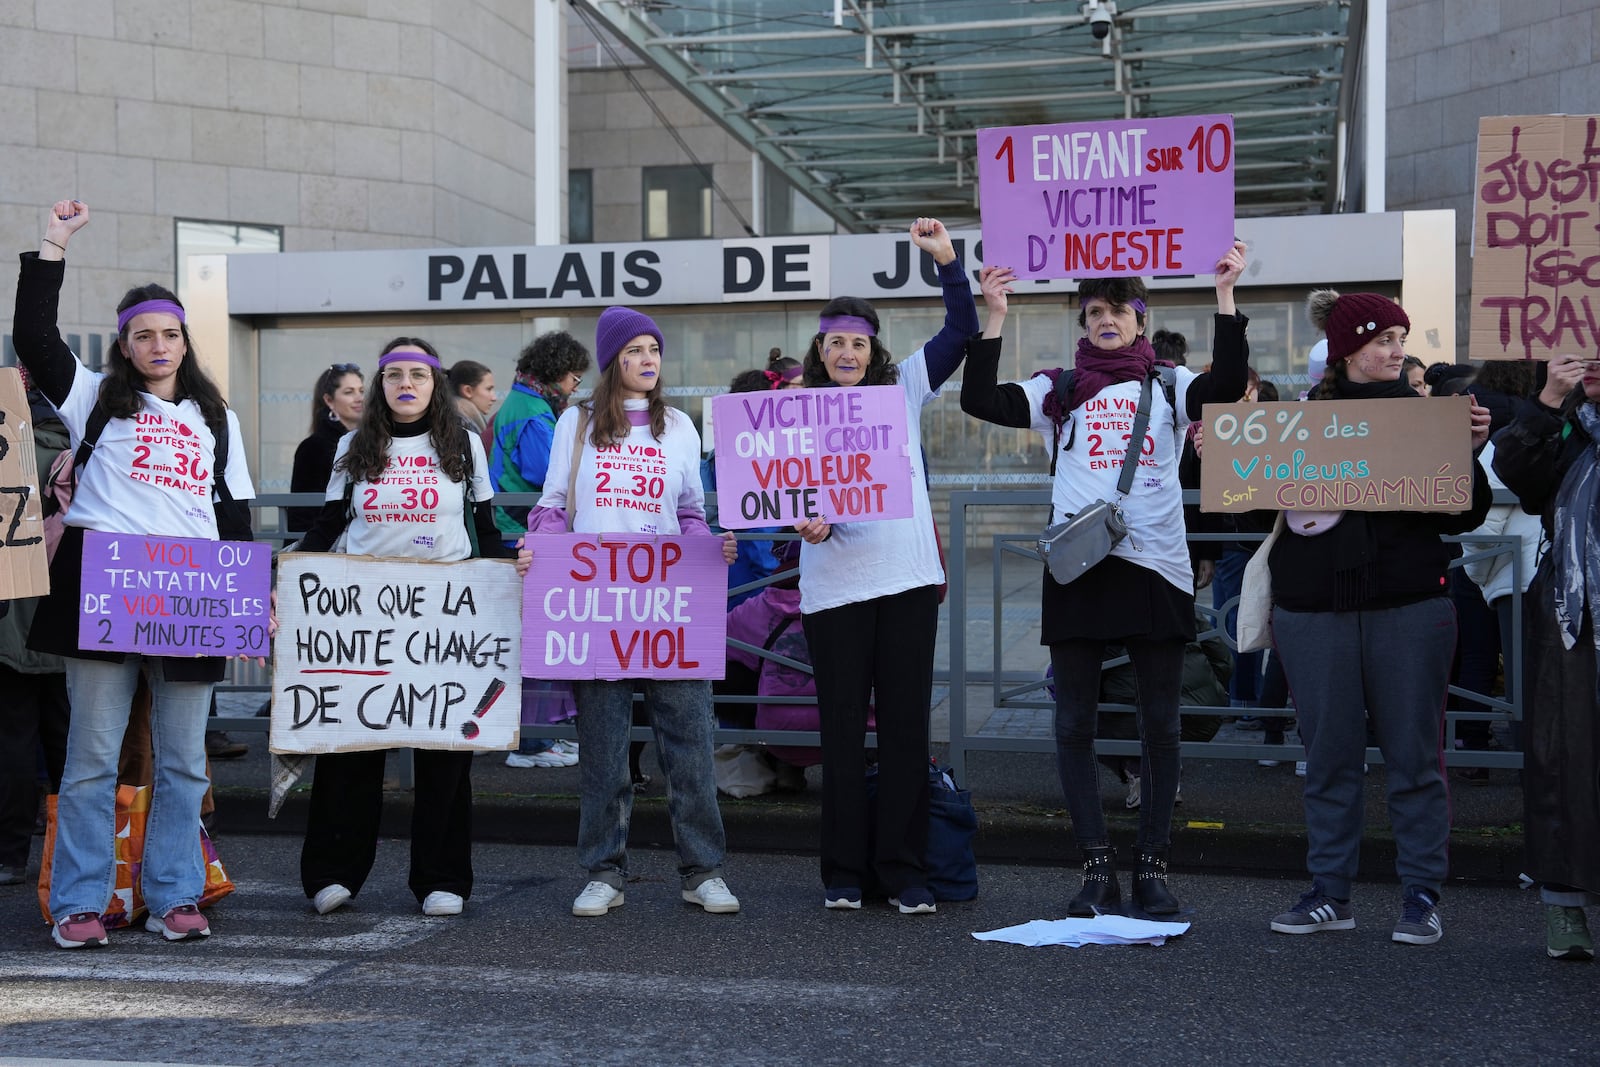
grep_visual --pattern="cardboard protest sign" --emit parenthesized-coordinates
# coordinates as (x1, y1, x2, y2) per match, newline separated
(78, 531, 272, 656)
(0, 368, 48, 600)
(976, 114, 1235, 280)
(1471, 115, 1600, 360)
(270, 554, 522, 755)
(522, 534, 727, 681)
(1199, 397, 1473, 514)
(709, 386, 912, 529)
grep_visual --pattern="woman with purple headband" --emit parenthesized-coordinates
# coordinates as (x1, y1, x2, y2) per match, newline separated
(962, 241, 1250, 918)
(790, 217, 978, 915)
(12, 199, 259, 948)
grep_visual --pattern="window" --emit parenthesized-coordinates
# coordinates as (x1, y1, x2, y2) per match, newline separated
(569, 169, 594, 243)
(763, 162, 835, 236)
(174, 219, 283, 305)
(642, 165, 712, 240)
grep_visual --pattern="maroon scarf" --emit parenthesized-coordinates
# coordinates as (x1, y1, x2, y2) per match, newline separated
(1037, 335, 1165, 422)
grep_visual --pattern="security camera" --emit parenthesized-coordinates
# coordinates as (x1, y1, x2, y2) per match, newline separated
(1089, 7, 1112, 39)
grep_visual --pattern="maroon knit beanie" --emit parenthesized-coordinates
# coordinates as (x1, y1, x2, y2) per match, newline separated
(1308, 290, 1411, 365)
(595, 306, 664, 374)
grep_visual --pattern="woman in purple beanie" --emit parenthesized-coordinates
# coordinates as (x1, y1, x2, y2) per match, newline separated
(1266, 289, 1491, 946)
(528, 306, 740, 919)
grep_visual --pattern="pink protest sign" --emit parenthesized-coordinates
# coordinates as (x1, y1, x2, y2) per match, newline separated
(522, 534, 728, 680)
(78, 530, 272, 657)
(977, 114, 1236, 280)
(708, 386, 913, 530)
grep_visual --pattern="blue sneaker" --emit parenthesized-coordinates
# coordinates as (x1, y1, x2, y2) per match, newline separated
(889, 887, 936, 914)
(1270, 884, 1355, 934)
(1392, 887, 1443, 945)
(824, 887, 862, 910)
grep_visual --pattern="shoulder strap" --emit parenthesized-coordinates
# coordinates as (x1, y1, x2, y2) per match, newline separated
(1159, 366, 1179, 427)
(1048, 370, 1074, 477)
(461, 441, 480, 557)
(69, 401, 113, 485)
(1116, 371, 1157, 497)
(208, 414, 235, 505)
(565, 406, 590, 532)
(761, 612, 799, 653)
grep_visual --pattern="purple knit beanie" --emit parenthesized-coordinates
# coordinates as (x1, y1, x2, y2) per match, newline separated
(595, 306, 664, 374)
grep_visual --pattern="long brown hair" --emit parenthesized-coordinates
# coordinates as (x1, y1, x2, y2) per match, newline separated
(337, 337, 473, 484)
(584, 354, 668, 448)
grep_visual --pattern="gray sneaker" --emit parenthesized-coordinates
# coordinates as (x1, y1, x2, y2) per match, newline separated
(1392, 887, 1443, 945)
(1271, 884, 1355, 934)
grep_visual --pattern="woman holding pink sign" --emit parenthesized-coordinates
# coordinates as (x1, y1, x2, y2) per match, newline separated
(789, 217, 979, 915)
(293, 336, 524, 920)
(961, 240, 1250, 918)
(13, 199, 258, 948)
(528, 306, 741, 919)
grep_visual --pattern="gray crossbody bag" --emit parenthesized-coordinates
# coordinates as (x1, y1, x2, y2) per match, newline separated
(1037, 370, 1156, 585)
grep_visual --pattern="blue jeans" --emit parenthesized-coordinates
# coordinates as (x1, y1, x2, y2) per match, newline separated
(571, 679, 725, 890)
(1213, 547, 1262, 704)
(52, 657, 212, 919)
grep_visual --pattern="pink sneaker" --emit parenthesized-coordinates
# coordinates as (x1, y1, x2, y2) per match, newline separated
(52, 912, 109, 949)
(145, 904, 211, 941)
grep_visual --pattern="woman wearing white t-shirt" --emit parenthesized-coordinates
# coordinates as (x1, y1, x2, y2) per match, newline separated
(529, 306, 740, 918)
(296, 337, 522, 919)
(14, 200, 258, 948)
(961, 241, 1249, 917)
(790, 218, 978, 915)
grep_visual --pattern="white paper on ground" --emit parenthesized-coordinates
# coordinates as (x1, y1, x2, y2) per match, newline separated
(972, 914, 1191, 948)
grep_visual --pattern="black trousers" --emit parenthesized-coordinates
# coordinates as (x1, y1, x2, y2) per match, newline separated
(802, 584, 939, 896)
(300, 749, 474, 903)
(0, 667, 69, 868)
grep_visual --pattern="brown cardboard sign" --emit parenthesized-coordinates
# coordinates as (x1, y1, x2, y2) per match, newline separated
(1199, 396, 1474, 514)
(1470, 114, 1600, 361)
(0, 367, 50, 599)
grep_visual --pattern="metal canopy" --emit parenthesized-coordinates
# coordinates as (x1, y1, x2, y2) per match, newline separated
(574, 0, 1358, 232)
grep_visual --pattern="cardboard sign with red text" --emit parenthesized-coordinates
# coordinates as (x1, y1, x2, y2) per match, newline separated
(710, 386, 912, 529)
(1471, 115, 1600, 360)
(522, 534, 727, 680)
(1199, 397, 1474, 513)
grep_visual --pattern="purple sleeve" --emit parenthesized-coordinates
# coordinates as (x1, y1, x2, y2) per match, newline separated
(527, 505, 569, 534)
(923, 255, 981, 392)
(677, 511, 712, 537)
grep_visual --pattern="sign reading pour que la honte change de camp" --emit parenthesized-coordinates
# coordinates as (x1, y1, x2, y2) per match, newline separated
(977, 114, 1236, 280)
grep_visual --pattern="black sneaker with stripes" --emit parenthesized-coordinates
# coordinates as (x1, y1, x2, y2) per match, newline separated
(1270, 884, 1356, 934)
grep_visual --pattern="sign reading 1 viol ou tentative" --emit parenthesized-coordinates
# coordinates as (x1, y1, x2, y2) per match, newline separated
(78, 531, 272, 657)
(976, 115, 1236, 280)
(522, 534, 727, 681)
(1198, 397, 1474, 514)
(709, 386, 913, 529)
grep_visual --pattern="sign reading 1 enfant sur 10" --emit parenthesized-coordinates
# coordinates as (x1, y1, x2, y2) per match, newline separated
(977, 115, 1236, 280)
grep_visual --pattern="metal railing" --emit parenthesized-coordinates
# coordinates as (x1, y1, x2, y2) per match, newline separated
(220, 489, 1530, 782)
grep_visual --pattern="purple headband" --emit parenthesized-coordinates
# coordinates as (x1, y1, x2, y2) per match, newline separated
(117, 300, 186, 333)
(378, 348, 442, 369)
(818, 314, 877, 337)
(779, 364, 804, 383)
(1131, 299, 1147, 315)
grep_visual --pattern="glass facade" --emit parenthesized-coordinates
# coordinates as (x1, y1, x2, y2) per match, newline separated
(248, 286, 1335, 495)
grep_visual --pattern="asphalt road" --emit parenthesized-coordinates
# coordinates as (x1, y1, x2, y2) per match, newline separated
(0, 835, 1592, 1066)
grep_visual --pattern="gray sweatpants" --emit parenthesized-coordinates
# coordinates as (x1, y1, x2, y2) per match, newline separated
(1272, 598, 1455, 899)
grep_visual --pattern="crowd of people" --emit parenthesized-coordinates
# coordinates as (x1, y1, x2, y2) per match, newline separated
(5, 200, 1596, 964)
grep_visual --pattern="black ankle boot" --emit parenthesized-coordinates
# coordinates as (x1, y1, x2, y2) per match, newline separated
(1133, 848, 1180, 915)
(1067, 845, 1120, 917)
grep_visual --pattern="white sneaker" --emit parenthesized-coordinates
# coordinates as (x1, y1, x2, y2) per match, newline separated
(682, 876, 740, 914)
(1295, 761, 1307, 777)
(1124, 775, 1141, 810)
(313, 884, 352, 915)
(550, 740, 581, 764)
(506, 748, 577, 769)
(421, 891, 463, 916)
(572, 881, 624, 916)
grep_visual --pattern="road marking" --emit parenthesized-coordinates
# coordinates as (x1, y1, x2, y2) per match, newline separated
(220, 914, 441, 951)
(0, 954, 342, 989)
